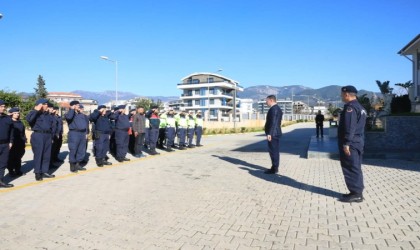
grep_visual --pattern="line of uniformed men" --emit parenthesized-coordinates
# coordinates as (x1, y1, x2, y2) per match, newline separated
(0, 98, 205, 187)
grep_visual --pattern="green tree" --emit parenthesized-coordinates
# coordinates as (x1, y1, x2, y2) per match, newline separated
(133, 98, 164, 111)
(0, 90, 22, 108)
(34, 75, 49, 99)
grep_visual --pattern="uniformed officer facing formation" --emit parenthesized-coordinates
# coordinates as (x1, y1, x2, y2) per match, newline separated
(111, 105, 131, 162)
(65, 100, 89, 173)
(7, 107, 26, 178)
(338, 85, 367, 203)
(89, 105, 113, 167)
(26, 98, 56, 181)
(0, 100, 14, 187)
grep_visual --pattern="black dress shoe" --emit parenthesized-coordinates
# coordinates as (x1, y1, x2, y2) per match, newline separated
(196, 144, 203, 147)
(0, 181, 14, 188)
(42, 173, 55, 178)
(123, 158, 131, 161)
(35, 174, 43, 181)
(339, 194, 364, 203)
(264, 169, 278, 174)
(116, 158, 124, 162)
(102, 160, 113, 165)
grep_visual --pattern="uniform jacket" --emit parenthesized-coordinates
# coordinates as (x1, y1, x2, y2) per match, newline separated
(315, 114, 325, 125)
(89, 110, 112, 133)
(65, 109, 89, 132)
(26, 110, 55, 134)
(11, 119, 26, 144)
(110, 111, 131, 130)
(264, 104, 283, 137)
(338, 99, 367, 150)
(0, 113, 14, 143)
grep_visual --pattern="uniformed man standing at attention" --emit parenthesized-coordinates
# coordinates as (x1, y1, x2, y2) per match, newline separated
(164, 109, 176, 152)
(65, 100, 88, 172)
(145, 106, 160, 155)
(7, 107, 26, 178)
(0, 100, 14, 187)
(26, 99, 56, 181)
(175, 110, 188, 150)
(186, 111, 196, 148)
(89, 105, 113, 167)
(51, 106, 64, 166)
(194, 110, 204, 147)
(111, 105, 131, 162)
(338, 85, 367, 203)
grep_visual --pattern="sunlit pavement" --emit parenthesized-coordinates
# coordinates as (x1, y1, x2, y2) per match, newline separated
(0, 122, 419, 249)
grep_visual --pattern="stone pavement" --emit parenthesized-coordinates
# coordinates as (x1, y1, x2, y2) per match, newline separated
(0, 122, 419, 249)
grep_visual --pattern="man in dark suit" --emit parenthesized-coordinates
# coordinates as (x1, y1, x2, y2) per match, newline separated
(264, 95, 283, 174)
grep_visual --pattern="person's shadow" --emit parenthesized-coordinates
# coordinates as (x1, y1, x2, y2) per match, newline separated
(212, 155, 342, 199)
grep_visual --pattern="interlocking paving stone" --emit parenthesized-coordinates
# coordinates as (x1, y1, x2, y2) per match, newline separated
(0, 122, 418, 249)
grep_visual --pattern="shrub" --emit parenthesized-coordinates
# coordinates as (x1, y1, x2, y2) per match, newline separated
(391, 95, 411, 114)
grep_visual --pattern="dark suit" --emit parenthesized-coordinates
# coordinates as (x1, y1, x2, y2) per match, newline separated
(264, 104, 283, 171)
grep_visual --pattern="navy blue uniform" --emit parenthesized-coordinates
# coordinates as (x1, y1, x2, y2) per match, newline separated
(8, 119, 26, 175)
(65, 109, 88, 165)
(90, 110, 112, 162)
(51, 114, 63, 163)
(111, 111, 130, 160)
(338, 99, 367, 195)
(0, 113, 14, 179)
(264, 104, 283, 172)
(26, 110, 55, 174)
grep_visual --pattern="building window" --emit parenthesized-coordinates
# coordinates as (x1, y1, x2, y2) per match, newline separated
(192, 79, 200, 84)
(209, 88, 214, 95)
(195, 90, 200, 95)
(195, 100, 200, 106)
(187, 100, 192, 107)
(208, 77, 214, 83)
(210, 99, 215, 105)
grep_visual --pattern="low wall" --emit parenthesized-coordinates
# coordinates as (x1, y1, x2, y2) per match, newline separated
(365, 116, 420, 151)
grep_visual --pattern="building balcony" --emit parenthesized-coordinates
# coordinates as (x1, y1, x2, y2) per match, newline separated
(177, 81, 244, 91)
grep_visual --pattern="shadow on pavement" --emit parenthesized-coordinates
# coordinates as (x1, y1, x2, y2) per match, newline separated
(231, 128, 315, 158)
(213, 155, 342, 199)
(364, 158, 420, 172)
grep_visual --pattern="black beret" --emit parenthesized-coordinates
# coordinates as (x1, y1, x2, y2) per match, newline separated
(98, 105, 106, 110)
(151, 105, 158, 109)
(341, 85, 358, 94)
(118, 105, 126, 110)
(8, 107, 19, 113)
(69, 100, 80, 106)
(0, 100, 5, 106)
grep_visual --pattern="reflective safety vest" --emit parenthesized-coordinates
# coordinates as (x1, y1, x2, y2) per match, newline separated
(145, 118, 150, 128)
(195, 115, 204, 127)
(176, 114, 188, 127)
(187, 115, 196, 128)
(159, 113, 167, 128)
(166, 115, 176, 127)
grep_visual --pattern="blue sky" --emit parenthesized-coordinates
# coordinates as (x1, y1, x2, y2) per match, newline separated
(0, 0, 419, 96)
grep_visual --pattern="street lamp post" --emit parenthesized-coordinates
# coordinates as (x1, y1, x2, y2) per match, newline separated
(207, 69, 223, 121)
(100, 56, 118, 103)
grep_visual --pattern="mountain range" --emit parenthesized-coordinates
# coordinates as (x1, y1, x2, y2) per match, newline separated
(72, 85, 380, 106)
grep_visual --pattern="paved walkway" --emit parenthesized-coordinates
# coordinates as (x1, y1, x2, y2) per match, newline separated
(0, 123, 419, 249)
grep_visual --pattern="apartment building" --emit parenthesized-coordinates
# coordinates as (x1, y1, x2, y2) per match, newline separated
(178, 72, 243, 120)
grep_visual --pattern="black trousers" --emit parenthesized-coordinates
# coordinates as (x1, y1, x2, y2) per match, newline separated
(268, 135, 280, 170)
(339, 147, 364, 195)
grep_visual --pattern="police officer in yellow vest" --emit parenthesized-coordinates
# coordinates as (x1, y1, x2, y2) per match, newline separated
(157, 111, 167, 150)
(186, 111, 196, 148)
(163, 109, 177, 152)
(175, 110, 188, 150)
(194, 110, 204, 147)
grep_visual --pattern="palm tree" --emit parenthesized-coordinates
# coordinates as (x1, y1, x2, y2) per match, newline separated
(375, 80, 393, 94)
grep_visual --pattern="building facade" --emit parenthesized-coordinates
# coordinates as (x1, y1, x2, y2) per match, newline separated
(178, 72, 244, 120)
(398, 33, 420, 112)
